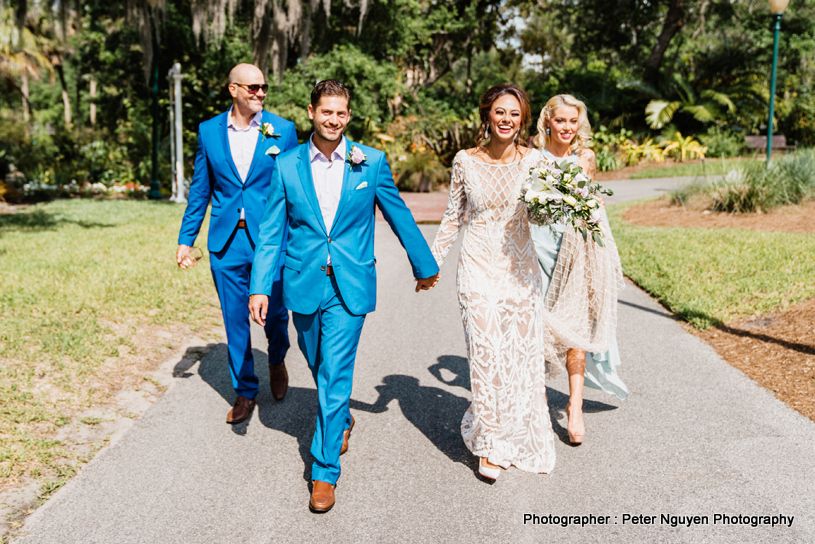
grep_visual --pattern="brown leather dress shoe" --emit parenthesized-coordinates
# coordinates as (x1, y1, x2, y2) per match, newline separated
(340, 416, 355, 455)
(269, 361, 288, 401)
(226, 396, 255, 424)
(309, 480, 335, 513)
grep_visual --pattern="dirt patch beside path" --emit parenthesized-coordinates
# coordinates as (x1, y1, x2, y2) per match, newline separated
(696, 299, 815, 422)
(623, 197, 815, 422)
(623, 197, 815, 234)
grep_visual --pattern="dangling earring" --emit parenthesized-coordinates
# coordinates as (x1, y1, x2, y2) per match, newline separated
(484, 125, 491, 137)
(546, 127, 550, 135)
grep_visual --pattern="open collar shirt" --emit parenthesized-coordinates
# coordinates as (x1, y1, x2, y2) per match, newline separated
(227, 107, 262, 220)
(309, 134, 347, 264)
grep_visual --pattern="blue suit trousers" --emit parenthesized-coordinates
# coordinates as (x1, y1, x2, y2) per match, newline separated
(292, 273, 365, 485)
(210, 227, 289, 400)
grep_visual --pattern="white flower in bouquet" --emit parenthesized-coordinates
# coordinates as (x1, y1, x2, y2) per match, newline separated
(519, 159, 614, 246)
(525, 171, 563, 203)
(589, 209, 603, 224)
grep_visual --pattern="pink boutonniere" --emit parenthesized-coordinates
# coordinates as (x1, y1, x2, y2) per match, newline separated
(346, 145, 367, 171)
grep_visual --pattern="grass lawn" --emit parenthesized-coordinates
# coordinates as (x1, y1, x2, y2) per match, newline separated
(608, 199, 815, 328)
(0, 200, 221, 495)
(627, 157, 760, 179)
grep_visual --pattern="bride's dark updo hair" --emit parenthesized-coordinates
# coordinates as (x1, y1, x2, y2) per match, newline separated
(475, 83, 531, 146)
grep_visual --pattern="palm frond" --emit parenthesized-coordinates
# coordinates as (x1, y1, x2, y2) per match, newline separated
(617, 77, 660, 98)
(645, 100, 680, 129)
(684, 104, 717, 123)
(700, 89, 736, 113)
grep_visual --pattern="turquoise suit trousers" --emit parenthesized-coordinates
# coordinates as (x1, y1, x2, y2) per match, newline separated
(292, 274, 365, 484)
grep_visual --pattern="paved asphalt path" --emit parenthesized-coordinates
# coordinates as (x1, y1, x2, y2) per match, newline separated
(13, 178, 815, 543)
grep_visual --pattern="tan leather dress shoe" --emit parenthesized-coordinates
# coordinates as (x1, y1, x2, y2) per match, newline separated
(269, 361, 288, 401)
(340, 416, 355, 455)
(309, 480, 335, 513)
(226, 396, 255, 424)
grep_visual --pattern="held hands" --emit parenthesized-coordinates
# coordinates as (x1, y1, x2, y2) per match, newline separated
(249, 294, 269, 326)
(415, 273, 440, 293)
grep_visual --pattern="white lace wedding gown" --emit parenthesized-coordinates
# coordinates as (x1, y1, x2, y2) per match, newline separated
(431, 150, 557, 473)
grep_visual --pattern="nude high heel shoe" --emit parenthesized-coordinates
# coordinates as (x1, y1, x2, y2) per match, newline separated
(565, 405, 584, 445)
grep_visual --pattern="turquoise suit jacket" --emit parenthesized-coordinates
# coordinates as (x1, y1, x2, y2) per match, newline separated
(250, 140, 439, 316)
(178, 109, 298, 252)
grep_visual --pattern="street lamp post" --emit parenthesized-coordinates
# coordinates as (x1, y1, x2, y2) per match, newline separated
(148, 26, 163, 200)
(766, 0, 790, 166)
(167, 63, 186, 203)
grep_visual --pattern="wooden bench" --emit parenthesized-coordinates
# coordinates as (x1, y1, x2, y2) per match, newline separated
(745, 135, 798, 152)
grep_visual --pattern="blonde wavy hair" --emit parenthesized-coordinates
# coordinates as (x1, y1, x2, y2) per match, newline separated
(533, 94, 592, 153)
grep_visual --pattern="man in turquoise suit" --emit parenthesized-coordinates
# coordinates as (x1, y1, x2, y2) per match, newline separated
(249, 80, 439, 513)
(177, 64, 298, 424)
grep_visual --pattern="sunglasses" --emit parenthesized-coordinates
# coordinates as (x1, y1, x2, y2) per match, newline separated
(234, 83, 269, 94)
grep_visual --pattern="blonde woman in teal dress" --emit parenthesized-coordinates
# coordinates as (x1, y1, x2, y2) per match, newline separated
(529, 94, 628, 445)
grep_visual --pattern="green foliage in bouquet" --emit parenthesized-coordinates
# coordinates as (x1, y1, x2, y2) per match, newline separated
(521, 160, 614, 246)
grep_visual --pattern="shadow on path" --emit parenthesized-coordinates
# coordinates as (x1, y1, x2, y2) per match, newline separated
(428, 355, 470, 391)
(350, 374, 472, 468)
(174, 344, 318, 483)
(426, 355, 620, 449)
(713, 323, 815, 355)
(619, 297, 815, 355)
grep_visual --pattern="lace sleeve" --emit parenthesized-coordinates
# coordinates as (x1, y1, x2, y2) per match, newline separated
(430, 156, 467, 268)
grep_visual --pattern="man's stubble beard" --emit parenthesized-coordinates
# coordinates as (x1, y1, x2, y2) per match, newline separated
(314, 124, 344, 144)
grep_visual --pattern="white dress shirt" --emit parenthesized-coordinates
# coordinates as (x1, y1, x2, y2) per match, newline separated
(227, 107, 262, 219)
(309, 135, 347, 264)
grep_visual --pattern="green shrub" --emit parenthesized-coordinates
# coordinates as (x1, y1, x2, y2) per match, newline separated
(699, 127, 747, 158)
(668, 178, 717, 206)
(673, 149, 815, 212)
(710, 182, 768, 213)
(590, 125, 633, 172)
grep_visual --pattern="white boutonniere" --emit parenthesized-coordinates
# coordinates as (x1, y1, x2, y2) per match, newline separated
(346, 145, 367, 171)
(259, 122, 279, 141)
(265, 145, 281, 156)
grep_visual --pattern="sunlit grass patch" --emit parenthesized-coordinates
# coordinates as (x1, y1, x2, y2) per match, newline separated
(0, 199, 221, 492)
(628, 157, 758, 179)
(609, 199, 815, 329)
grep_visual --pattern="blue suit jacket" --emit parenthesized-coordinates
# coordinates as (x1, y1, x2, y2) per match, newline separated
(250, 139, 439, 316)
(178, 109, 299, 253)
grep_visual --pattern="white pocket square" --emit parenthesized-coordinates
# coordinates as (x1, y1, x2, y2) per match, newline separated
(355, 181, 368, 190)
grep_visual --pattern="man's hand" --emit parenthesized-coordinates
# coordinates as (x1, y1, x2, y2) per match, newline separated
(177, 244, 192, 269)
(415, 273, 440, 293)
(249, 294, 269, 326)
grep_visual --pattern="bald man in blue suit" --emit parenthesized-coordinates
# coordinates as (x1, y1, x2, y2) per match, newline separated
(177, 64, 299, 424)
(249, 80, 439, 513)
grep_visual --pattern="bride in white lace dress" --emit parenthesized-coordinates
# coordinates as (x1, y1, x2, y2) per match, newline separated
(430, 84, 558, 479)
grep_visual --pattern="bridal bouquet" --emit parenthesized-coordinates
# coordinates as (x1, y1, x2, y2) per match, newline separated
(520, 160, 614, 246)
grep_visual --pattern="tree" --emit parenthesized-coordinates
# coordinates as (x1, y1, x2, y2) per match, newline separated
(0, 7, 53, 123)
(644, 74, 735, 130)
